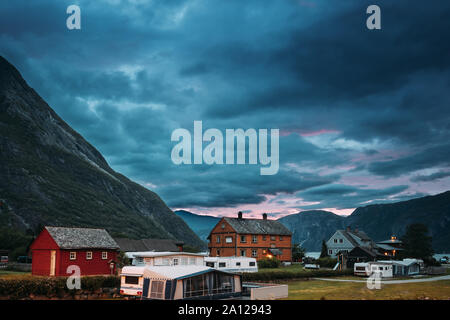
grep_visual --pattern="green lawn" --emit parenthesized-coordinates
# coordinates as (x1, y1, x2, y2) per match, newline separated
(281, 279, 450, 300)
(0, 270, 32, 279)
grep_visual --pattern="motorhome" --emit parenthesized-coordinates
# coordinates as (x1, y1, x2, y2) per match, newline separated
(204, 256, 258, 273)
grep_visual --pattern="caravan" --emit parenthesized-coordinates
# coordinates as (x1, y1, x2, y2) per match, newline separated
(204, 256, 258, 273)
(354, 262, 393, 278)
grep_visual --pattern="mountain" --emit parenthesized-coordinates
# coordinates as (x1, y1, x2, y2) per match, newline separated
(277, 210, 346, 251)
(0, 56, 204, 249)
(174, 210, 220, 241)
(279, 191, 450, 252)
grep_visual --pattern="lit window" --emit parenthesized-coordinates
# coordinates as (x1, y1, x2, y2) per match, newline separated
(216, 249, 220, 256)
(86, 251, 92, 260)
(102, 252, 108, 260)
(70, 252, 76, 260)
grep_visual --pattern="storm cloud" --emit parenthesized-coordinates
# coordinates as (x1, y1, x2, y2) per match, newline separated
(1, 0, 449, 217)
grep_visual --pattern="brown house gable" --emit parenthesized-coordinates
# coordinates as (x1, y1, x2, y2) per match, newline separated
(207, 213, 292, 262)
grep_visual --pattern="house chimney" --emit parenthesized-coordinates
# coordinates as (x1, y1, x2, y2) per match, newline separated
(262, 213, 267, 220)
(238, 211, 243, 219)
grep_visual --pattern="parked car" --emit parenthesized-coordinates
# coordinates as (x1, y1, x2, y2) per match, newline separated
(440, 257, 448, 264)
(0, 256, 8, 263)
(304, 264, 320, 269)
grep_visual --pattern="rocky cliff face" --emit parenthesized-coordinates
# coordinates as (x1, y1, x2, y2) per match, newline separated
(0, 56, 204, 248)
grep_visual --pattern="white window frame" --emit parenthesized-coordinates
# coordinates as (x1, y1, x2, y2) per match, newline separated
(86, 251, 93, 260)
(70, 252, 76, 260)
(252, 249, 257, 257)
(101, 252, 108, 260)
(252, 235, 258, 243)
(216, 235, 221, 243)
(225, 236, 232, 243)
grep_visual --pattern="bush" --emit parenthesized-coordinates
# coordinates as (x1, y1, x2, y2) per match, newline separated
(316, 257, 337, 268)
(242, 269, 353, 282)
(0, 276, 120, 299)
(257, 258, 281, 269)
(423, 257, 441, 267)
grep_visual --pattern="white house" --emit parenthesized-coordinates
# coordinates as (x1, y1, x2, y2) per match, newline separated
(326, 227, 376, 258)
(126, 251, 206, 266)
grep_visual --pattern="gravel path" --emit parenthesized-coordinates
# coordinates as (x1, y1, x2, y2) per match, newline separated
(313, 275, 450, 284)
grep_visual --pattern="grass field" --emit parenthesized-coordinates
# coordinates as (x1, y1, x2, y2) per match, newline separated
(0, 270, 32, 279)
(282, 279, 450, 300)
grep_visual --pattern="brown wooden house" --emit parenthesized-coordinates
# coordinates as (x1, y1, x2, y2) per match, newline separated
(207, 212, 292, 262)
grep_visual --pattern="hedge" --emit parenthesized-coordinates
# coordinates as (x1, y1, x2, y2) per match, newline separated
(0, 276, 120, 299)
(242, 269, 353, 282)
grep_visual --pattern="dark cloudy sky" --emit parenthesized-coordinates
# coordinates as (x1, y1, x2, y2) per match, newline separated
(1, 0, 449, 218)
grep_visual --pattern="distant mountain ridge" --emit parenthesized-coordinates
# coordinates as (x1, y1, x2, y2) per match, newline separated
(0, 56, 204, 248)
(175, 191, 450, 252)
(174, 210, 221, 242)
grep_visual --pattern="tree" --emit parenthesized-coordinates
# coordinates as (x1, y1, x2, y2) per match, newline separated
(401, 223, 433, 259)
(320, 240, 329, 258)
(292, 243, 305, 261)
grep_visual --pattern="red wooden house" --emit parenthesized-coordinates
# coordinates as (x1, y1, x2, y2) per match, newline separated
(30, 226, 119, 276)
(208, 212, 293, 262)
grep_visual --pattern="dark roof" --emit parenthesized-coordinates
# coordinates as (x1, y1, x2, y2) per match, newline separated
(45, 227, 119, 250)
(339, 229, 374, 247)
(114, 238, 184, 252)
(223, 217, 292, 235)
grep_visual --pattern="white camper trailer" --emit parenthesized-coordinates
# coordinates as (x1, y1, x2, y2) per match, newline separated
(354, 261, 393, 278)
(204, 256, 258, 273)
(120, 266, 150, 296)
